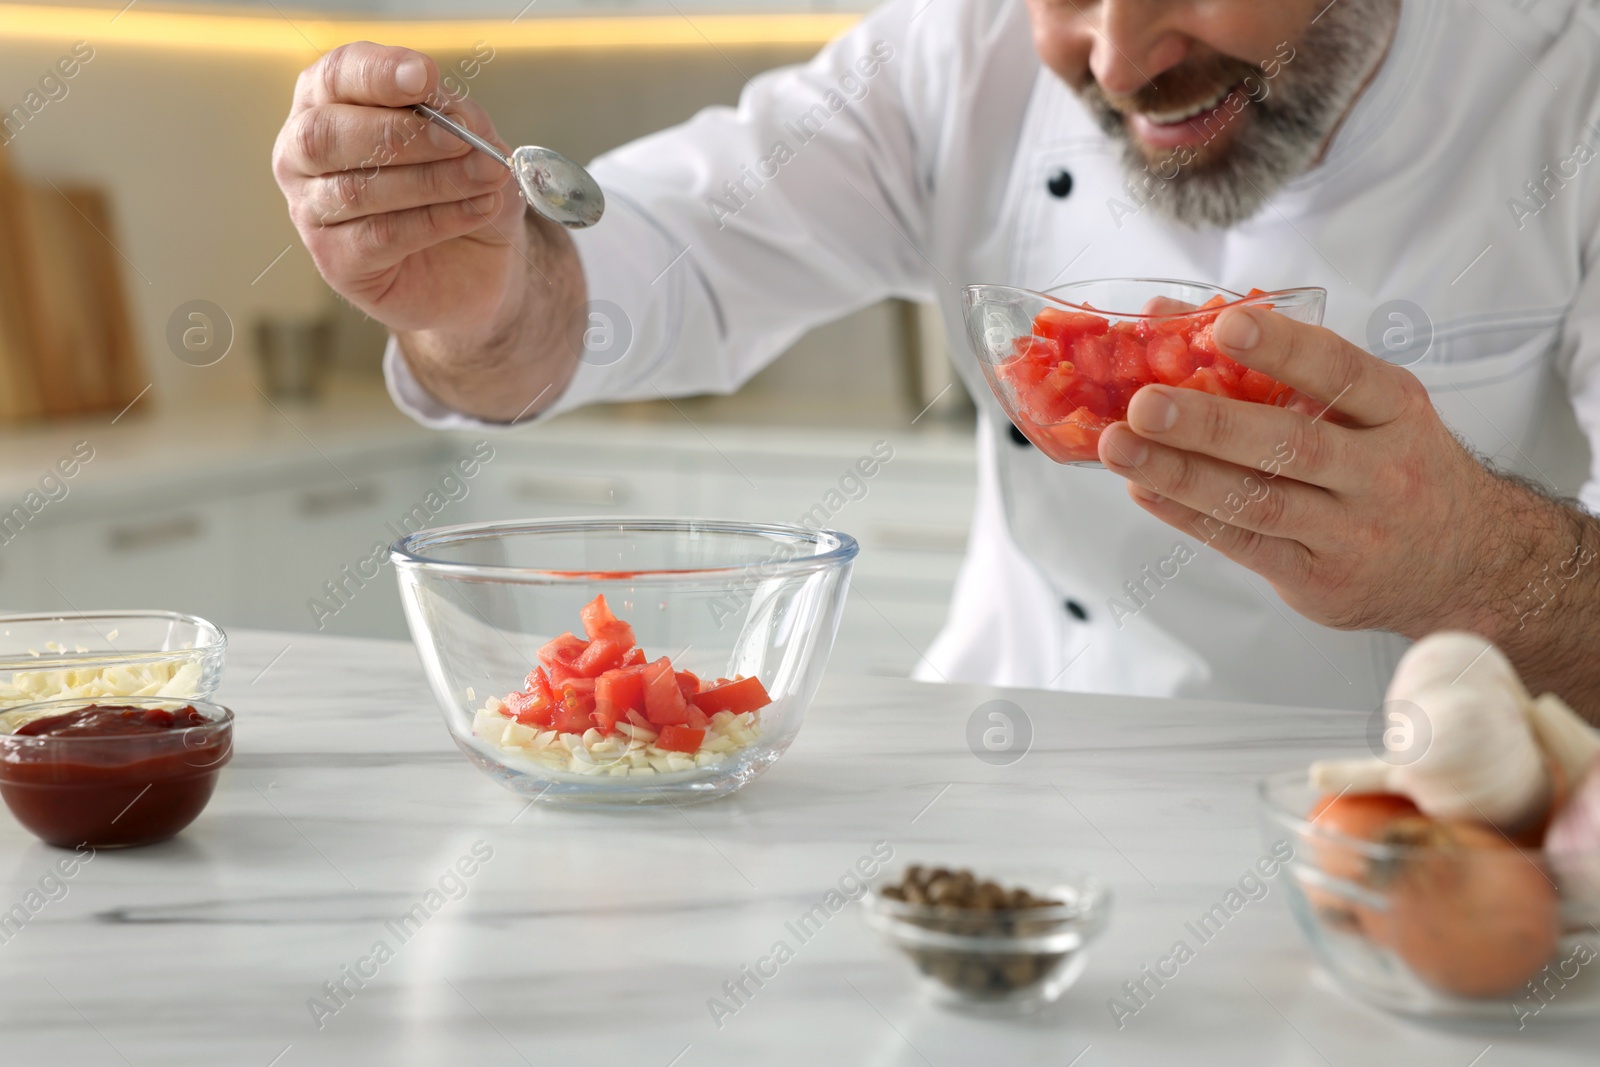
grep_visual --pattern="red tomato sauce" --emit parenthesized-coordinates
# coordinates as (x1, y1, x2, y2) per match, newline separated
(0, 704, 231, 849)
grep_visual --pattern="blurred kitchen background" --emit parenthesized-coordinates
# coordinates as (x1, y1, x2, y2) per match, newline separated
(0, 0, 978, 676)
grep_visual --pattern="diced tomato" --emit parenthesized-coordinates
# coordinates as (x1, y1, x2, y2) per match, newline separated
(1048, 370, 1100, 419)
(550, 677, 596, 733)
(999, 360, 1049, 402)
(504, 689, 554, 729)
(675, 670, 701, 697)
(1011, 335, 1062, 366)
(1021, 363, 1073, 423)
(1037, 423, 1099, 463)
(1235, 368, 1289, 405)
(573, 637, 627, 677)
(1033, 307, 1109, 345)
(1172, 296, 1228, 343)
(1111, 329, 1152, 383)
(1187, 322, 1222, 361)
(552, 702, 593, 734)
(643, 657, 692, 726)
(655, 725, 706, 754)
(524, 666, 556, 706)
(1212, 354, 1247, 387)
(1066, 405, 1114, 433)
(691, 676, 773, 716)
(538, 632, 589, 685)
(1147, 334, 1201, 386)
(1069, 333, 1114, 382)
(622, 647, 647, 666)
(686, 706, 710, 730)
(594, 666, 646, 733)
(1180, 365, 1232, 397)
(1023, 405, 1111, 464)
(580, 593, 638, 650)
(990, 287, 1296, 466)
(1146, 316, 1186, 338)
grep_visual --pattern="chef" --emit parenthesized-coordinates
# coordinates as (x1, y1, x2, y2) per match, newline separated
(272, 0, 1600, 716)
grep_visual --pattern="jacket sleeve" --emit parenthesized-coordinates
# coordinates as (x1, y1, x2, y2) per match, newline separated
(385, 0, 965, 427)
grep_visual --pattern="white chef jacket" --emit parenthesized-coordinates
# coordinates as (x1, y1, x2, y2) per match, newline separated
(387, 0, 1600, 711)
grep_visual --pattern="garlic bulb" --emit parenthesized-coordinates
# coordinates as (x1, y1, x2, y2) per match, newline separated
(1546, 757, 1600, 915)
(1310, 632, 1554, 833)
(1384, 631, 1533, 708)
(1527, 693, 1600, 792)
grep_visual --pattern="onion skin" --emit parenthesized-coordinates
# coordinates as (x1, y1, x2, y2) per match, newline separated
(1368, 818, 1560, 999)
(1304, 793, 1419, 933)
(1308, 793, 1420, 883)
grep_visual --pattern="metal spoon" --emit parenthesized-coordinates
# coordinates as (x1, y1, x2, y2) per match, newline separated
(413, 103, 605, 229)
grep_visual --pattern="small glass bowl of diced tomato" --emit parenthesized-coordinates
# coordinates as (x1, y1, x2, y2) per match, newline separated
(963, 279, 1326, 465)
(391, 518, 858, 806)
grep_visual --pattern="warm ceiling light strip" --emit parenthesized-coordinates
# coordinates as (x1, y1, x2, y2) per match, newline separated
(0, 4, 858, 53)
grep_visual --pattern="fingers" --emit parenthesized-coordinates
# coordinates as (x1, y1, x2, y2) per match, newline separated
(1142, 296, 1197, 316)
(279, 95, 515, 182)
(277, 90, 513, 243)
(1211, 305, 1410, 426)
(302, 150, 510, 226)
(281, 103, 463, 178)
(294, 41, 439, 109)
(1099, 421, 1335, 540)
(1124, 481, 1314, 585)
(1124, 384, 1359, 493)
(310, 191, 507, 278)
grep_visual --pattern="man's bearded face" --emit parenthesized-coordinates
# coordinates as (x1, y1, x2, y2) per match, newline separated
(1029, 0, 1401, 228)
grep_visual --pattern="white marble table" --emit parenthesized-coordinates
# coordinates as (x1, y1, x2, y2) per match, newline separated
(0, 631, 1591, 1066)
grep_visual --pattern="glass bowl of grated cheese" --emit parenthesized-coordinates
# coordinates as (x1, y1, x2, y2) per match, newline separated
(0, 611, 226, 733)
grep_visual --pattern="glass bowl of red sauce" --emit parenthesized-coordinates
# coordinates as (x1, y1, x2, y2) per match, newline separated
(0, 697, 233, 848)
(962, 279, 1326, 466)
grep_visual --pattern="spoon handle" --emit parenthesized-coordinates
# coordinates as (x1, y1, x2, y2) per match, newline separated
(413, 104, 511, 169)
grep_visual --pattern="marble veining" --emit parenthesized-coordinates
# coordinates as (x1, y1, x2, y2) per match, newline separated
(0, 629, 1591, 1066)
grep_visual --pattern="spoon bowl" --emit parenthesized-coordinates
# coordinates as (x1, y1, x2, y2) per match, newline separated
(414, 103, 605, 229)
(511, 145, 605, 228)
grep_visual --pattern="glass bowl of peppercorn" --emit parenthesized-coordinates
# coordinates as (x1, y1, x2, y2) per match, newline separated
(862, 863, 1112, 1014)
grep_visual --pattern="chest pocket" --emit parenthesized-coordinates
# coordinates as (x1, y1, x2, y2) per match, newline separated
(1386, 310, 1564, 465)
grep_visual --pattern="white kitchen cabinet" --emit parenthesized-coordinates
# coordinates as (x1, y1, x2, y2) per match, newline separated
(468, 441, 701, 522)
(0, 534, 48, 614)
(231, 462, 441, 640)
(691, 441, 975, 677)
(34, 497, 243, 623)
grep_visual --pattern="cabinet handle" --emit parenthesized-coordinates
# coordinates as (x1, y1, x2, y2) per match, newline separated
(869, 522, 968, 553)
(510, 475, 629, 506)
(108, 514, 203, 553)
(299, 483, 379, 517)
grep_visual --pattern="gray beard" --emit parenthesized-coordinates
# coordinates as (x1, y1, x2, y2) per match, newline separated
(1080, 0, 1401, 230)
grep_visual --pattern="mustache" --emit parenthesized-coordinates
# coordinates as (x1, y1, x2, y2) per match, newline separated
(1082, 54, 1264, 118)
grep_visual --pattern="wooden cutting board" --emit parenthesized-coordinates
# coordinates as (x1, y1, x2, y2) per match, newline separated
(21, 184, 147, 417)
(0, 145, 44, 422)
(0, 164, 146, 422)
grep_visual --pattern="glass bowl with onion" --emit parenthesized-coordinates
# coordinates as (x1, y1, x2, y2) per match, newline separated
(1260, 770, 1600, 1021)
(391, 518, 857, 807)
